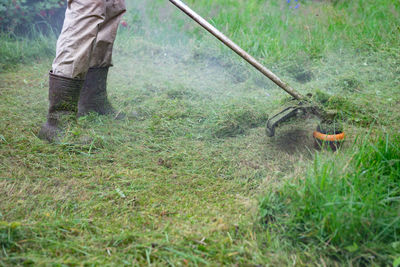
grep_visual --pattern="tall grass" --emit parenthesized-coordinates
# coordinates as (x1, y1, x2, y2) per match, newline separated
(2, 0, 399, 71)
(260, 133, 400, 264)
(0, 29, 56, 72)
(142, 0, 400, 60)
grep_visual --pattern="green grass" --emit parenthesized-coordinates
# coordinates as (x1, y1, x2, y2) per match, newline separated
(0, 30, 56, 72)
(1, 0, 400, 265)
(260, 133, 400, 265)
(141, 0, 400, 60)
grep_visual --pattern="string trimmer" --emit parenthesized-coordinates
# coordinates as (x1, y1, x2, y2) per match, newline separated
(169, 0, 344, 146)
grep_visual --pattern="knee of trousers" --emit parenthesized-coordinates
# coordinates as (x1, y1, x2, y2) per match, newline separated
(105, 0, 127, 18)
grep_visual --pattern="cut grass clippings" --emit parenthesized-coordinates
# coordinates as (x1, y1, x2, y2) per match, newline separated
(209, 102, 268, 138)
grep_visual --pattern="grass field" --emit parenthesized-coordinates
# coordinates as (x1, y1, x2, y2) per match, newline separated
(1, 0, 399, 266)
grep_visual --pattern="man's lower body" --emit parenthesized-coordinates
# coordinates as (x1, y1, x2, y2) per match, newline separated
(39, 0, 126, 142)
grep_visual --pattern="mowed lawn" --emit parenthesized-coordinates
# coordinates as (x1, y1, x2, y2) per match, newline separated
(0, 53, 312, 266)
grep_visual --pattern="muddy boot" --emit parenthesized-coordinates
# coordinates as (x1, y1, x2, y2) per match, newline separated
(39, 72, 83, 142)
(77, 67, 124, 119)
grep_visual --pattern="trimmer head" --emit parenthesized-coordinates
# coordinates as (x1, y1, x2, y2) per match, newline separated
(266, 100, 321, 137)
(313, 121, 345, 151)
(266, 99, 345, 150)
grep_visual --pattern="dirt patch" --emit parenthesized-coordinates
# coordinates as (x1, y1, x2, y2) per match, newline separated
(275, 128, 316, 154)
(270, 119, 318, 155)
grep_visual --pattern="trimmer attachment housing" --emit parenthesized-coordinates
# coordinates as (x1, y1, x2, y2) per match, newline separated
(266, 100, 323, 137)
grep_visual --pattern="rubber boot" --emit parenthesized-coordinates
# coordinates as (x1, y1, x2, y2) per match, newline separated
(39, 72, 83, 142)
(77, 67, 122, 118)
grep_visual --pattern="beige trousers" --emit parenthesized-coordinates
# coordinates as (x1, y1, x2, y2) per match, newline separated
(52, 0, 126, 79)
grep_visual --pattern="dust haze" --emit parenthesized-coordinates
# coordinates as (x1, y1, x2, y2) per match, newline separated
(111, 0, 276, 106)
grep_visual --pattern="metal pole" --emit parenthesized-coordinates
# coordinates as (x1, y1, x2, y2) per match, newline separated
(169, 0, 304, 101)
